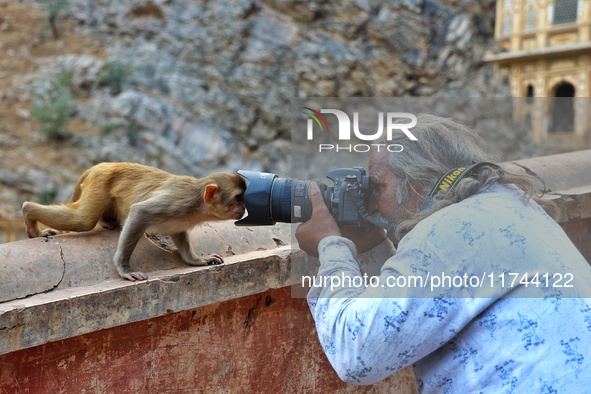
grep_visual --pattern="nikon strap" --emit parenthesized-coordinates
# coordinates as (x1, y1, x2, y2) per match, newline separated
(421, 162, 499, 211)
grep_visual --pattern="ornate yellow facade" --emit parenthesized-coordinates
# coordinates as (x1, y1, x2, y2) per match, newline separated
(489, 0, 591, 151)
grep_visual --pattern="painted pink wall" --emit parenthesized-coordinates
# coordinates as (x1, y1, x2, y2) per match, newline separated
(0, 287, 417, 393)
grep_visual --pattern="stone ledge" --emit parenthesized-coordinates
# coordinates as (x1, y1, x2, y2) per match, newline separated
(502, 149, 591, 196)
(0, 221, 292, 301)
(484, 42, 591, 64)
(0, 244, 297, 355)
(0, 222, 295, 355)
(501, 150, 591, 225)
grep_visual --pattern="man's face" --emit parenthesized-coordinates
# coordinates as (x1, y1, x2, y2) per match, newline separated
(368, 149, 421, 227)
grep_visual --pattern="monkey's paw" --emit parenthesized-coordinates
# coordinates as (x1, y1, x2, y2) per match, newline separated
(120, 271, 148, 281)
(180, 253, 224, 266)
(205, 254, 224, 265)
(39, 228, 59, 237)
(185, 254, 224, 266)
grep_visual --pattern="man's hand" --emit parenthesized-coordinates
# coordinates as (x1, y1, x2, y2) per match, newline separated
(295, 182, 388, 257)
(295, 182, 341, 257)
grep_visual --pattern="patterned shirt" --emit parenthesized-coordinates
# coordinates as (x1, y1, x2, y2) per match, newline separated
(307, 183, 591, 393)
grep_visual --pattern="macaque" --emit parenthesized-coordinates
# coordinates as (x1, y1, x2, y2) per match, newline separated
(22, 162, 246, 281)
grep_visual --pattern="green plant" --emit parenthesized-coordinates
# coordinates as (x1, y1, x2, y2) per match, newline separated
(126, 121, 142, 147)
(99, 60, 129, 96)
(99, 119, 126, 135)
(31, 67, 74, 141)
(39, 0, 69, 41)
(36, 188, 58, 205)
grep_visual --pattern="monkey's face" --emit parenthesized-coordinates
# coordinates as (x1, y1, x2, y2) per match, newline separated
(207, 174, 246, 220)
(212, 190, 245, 220)
(228, 191, 246, 220)
(229, 175, 247, 220)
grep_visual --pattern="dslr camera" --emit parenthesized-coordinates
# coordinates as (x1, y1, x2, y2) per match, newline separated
(235, 167, 374, 227)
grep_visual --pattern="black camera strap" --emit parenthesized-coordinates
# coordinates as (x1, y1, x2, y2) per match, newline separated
(346, 184, 395, 233)
(421, 162, 499, 211)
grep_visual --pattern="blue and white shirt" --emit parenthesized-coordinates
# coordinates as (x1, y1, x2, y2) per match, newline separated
(307, 183, 591, 393)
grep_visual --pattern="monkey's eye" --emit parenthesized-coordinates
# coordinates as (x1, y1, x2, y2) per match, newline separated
(235, 194, 244, 203)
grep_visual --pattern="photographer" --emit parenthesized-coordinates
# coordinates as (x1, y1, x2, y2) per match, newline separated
(295, 114, 591, 392)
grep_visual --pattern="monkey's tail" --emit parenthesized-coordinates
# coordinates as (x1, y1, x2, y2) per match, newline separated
(69, 168, 92, 203)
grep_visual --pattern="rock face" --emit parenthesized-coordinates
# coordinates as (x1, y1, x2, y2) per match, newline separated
(28, 0, 521, 174)
(3, 0, 541, 215)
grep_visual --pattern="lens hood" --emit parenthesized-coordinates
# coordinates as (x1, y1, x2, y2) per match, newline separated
(235, 170, 278, 226)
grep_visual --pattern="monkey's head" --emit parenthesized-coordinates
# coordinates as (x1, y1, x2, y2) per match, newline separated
(203, 173, 246, 220)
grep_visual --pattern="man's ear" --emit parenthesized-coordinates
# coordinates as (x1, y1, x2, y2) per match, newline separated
(204, 184, 219, 204)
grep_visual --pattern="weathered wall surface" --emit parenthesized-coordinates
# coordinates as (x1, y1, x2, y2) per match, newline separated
(0, 287, 417, 393)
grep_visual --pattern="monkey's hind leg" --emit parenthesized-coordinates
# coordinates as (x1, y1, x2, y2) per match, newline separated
(22, 197, 106, 238)
(22, 202, 60, 237)
(171, 231, 224, 266)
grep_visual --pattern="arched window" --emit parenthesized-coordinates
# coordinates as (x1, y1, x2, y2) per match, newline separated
(526, 84, 534, 104)
(549, 82, 575, 132)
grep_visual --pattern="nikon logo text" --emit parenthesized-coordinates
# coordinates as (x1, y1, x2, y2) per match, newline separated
(304, 108, 417, 153)
(438, 167, 467, 192)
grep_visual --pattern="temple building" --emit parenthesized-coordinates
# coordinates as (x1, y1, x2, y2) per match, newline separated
(487, 0, 591, 152)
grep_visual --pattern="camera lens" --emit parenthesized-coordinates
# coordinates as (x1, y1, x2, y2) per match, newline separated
(236, 171, 312, 226)
(269, 178, 314, 223)
(236, 170, 324, 226)
(291, 180, 313, 223)
(270, 177, 295, 223)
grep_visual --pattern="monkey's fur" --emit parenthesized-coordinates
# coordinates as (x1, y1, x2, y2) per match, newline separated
(22, 162, 246, 281)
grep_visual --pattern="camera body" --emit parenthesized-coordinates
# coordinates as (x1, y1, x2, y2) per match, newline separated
(236, 167, 372, 227)
(318, 167, 371, 226)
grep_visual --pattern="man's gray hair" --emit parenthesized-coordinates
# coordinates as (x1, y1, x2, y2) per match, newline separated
(384, 114, 558, 241)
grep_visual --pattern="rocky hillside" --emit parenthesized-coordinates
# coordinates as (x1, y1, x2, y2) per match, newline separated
(0, 0, 538, 218)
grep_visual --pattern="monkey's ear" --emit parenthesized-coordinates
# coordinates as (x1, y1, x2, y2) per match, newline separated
(204, 184, 219, 204)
